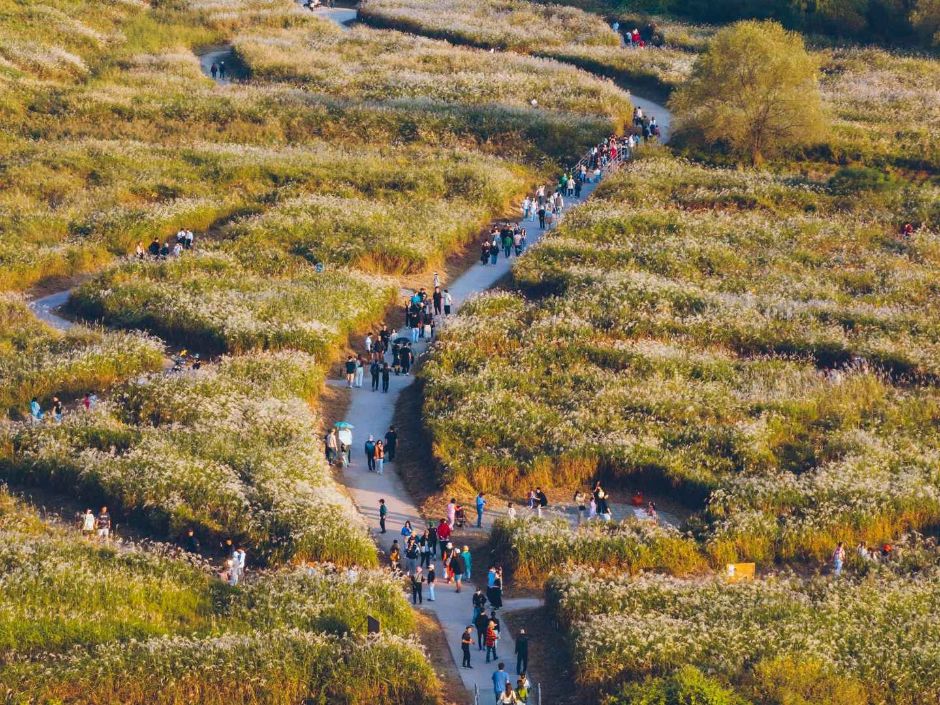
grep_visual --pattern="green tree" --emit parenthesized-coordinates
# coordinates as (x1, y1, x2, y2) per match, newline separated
(669, 20, 825, 164)
(911, 0, 940, 44)
(603, 666, 750, 705)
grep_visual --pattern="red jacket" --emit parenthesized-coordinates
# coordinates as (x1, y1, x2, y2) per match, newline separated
(437, 522, 451, 541)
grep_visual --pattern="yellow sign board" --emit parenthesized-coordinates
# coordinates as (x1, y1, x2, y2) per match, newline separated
(725, 562, 756, 582)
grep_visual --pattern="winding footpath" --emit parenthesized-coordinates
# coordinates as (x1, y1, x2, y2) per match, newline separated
(315, 8, 675, 699)
(26, 6, 675, 699)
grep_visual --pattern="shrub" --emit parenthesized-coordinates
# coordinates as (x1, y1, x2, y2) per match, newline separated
(604, 667, 749, 705)
(828, 165, 898, 194)
(492, 517, 706, 583)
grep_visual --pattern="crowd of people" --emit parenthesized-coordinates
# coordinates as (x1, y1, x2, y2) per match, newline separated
(220, 544, 248, 586)
(612, 19, 665, 47)
(631, 106, 662, 142)
(29, 392, 98, 424)
(481, 223, 529, 262)
(380, 497, 533, 701)
(136, 228, 196, 260)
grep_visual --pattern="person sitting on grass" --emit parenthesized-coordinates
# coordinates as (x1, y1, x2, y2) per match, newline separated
(29, 397, 43, 423)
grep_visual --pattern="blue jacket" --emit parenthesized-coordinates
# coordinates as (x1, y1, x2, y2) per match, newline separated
(493, 669, 510, 694)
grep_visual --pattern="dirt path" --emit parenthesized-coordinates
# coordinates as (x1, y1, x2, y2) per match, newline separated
(326, 80, 658, 702)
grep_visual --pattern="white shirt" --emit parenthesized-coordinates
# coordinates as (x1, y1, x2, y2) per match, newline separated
(365, 335, 373, 352)
(82, 512, 95, 531)
(443, 292, 452, 305)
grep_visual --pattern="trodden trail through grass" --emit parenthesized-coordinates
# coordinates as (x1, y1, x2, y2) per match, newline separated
(322, 11, 675, 695)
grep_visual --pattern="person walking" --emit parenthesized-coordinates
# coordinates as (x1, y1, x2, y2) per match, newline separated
(451, 549, 466, 593)
(437, 518, 451, 556)
(354, 355, 364, 388)
(411, 567, 424, 605)
(402, 344, 414, 375)
(381, 363, 390, 392)
(443, 289, 453, 316)
(210, 62, 218, 79)
(344, 355, 356, 388)
(487, 570, 504, 609)
(475, 609, 489, 651)
(364, 435, 376, 472)
(389, 540, 401, 573)
(405, 538, 419, 575)
(516, 676, 530, 703)
(81, 508, 95, 538)
(515, 628, 529, 675)
(428, 521, 438, 557)
(537, 204, 546, 229)
(447, 498, 457, 528)
(485, 626, 500, 664)
(476, 492, 487, 528)
(96, 506, 111, 542)
(370, 359, 381, 391)
(833, 541, 846, 576)
(492, 662, 510, 700)
(325, 428, 339, 465)
(497, 683, 518, 705)
(473, 587, 488, 622)
(442, 542, 454, 582)
(420, 529, 432, 567)
(461, 545, 472, 582)
(385, 426, 397, 462)
(574, 490, 587, 525)
(427, 563, 437, 601)
(461, 625, 474, 668)
(375, 440, 385, 475)
(378, 498, 388, 534)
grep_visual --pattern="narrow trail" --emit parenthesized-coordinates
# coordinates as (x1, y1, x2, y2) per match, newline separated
(325, 10, 675, 693)
(28, 289, 74, 331)
(335, 178, 605, 699)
